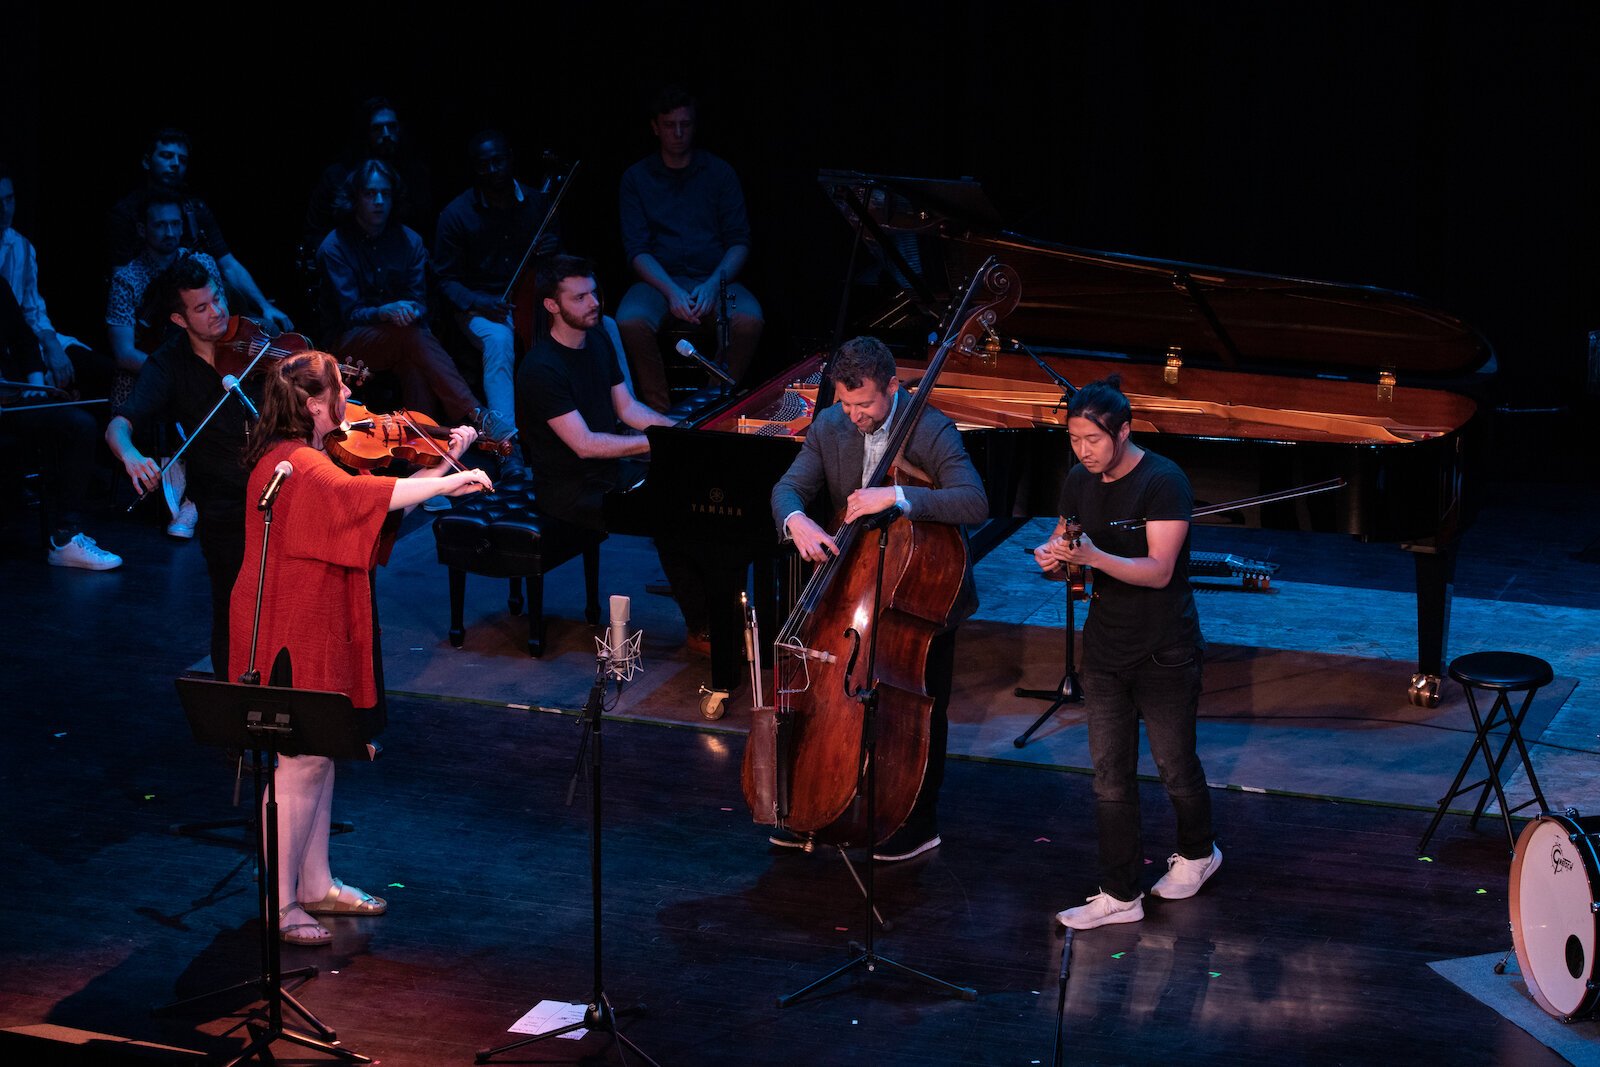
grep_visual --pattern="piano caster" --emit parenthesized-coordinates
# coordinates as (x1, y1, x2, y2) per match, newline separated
(699, 686, 729, 721)
(1409, 673, 1441, 708)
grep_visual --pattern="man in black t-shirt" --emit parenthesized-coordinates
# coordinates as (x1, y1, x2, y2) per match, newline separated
(106, 255, 257, 677)
(516, 256, 747, 685)
(1034, 376, 1220, 930)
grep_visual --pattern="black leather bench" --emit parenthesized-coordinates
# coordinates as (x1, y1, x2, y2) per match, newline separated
(431, 471, 603, 656)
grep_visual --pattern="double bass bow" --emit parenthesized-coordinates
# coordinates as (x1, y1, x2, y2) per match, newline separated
(742, 258, 1020, 847)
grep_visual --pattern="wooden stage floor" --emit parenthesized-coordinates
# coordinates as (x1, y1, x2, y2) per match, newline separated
(1, 469, 1597, 1064)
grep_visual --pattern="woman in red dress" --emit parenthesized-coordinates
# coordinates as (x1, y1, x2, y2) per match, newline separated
(229, 351, 492, 945)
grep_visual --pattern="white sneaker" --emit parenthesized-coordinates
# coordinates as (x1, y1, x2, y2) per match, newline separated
(1150, 844, 1222, 900)
(1056, 890, 1144, 930)
(167, 499, 198, 539)
(47, 533, 123, 571)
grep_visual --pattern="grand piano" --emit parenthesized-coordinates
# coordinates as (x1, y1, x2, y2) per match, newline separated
(606, 171, 1489, 708)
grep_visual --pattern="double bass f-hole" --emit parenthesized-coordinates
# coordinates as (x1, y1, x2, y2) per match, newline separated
(840, 628, 862, 698)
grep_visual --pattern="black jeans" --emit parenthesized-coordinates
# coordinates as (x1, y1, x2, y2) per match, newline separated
(1083, 643, 1212, 901)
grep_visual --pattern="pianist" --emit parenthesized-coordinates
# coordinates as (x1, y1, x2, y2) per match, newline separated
(513, 254, 725, 658)
(1034, 375, 1220, 930)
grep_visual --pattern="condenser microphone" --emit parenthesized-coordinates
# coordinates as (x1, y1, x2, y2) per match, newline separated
(598, 594, 642, 682)
(221, 374, 259, 419)
(673, 338, 737, 386)
(257, 460, 292, 511)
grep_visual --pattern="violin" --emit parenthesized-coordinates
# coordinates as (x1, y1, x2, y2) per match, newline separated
(216, 316, 370, 386)
(325, 401, 513, 470)
(1061, 516, 1090, 600)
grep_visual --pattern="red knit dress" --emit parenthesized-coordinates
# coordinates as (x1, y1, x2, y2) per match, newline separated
(228, 441, 394, 708)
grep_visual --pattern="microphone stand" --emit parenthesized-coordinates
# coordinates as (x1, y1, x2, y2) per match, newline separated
(127, 339, 268, 512)
(1013, 564, 1083, 748)
(478, 646, 658, 1066)
(777, 508, 975, 1008)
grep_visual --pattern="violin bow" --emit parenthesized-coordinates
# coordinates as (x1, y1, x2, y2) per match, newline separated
(500, 159, 581, 304)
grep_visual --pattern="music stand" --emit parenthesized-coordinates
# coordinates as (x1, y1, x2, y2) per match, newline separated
(1013, 569, 1084, 747)
(161, 678, 376, 1067)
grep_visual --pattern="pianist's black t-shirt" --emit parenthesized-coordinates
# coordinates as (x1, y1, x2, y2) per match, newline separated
(1057, 449, 1204, 671)
(515, 327, 626, 527)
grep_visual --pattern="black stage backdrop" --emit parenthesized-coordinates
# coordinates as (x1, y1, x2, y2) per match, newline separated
(7, 1, 1597, 397)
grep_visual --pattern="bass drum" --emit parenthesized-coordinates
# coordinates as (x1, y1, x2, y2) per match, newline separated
(1510, 812, 1600, 1019)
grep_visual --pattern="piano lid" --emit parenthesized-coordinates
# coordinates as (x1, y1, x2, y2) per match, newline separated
(819, 169, 1493, 381)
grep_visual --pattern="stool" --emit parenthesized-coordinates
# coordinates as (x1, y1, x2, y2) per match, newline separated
(431, 471, 604, 657)
(1417, 651, 1555, 854)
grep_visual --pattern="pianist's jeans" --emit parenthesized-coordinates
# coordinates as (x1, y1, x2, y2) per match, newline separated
(1082, 643, 1213, 902)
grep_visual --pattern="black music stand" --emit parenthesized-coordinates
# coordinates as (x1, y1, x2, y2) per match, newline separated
(777, 511, 975, 1008)
(1014, 568, 1084, 748)
(477, 658, 659, 1066)
(161, 678, 375, 1067)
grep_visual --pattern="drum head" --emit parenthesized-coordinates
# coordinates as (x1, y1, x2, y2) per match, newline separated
(1510, 814, 1600, 1019)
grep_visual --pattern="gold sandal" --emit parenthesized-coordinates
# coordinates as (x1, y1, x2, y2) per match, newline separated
(279, 904, 332, 946)
(301, 877, 387, 917)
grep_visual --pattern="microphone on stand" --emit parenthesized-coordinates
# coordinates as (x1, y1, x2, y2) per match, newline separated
(257, 460, 292, 511)
(221, 374, 259, 419)
(673, 338, 737, 387)
(597, 594, 642, 683)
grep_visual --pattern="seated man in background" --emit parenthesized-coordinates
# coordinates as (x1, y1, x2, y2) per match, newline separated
(316, 159, 512, 449)
(107, 127, 293, 332)
(305, 96, 435, 255)
(0, 282, 121, 570)
(435, 130, 559, 450)
(0, 166, 113, 400)
(616, 85, 763, 413)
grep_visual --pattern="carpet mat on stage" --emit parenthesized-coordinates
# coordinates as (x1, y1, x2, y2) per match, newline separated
(355, 528, 1576, 813)
(1430, 952, 1600, 1066)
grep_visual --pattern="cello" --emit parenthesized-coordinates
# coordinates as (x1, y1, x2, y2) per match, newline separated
(742, 258, 1020, 847)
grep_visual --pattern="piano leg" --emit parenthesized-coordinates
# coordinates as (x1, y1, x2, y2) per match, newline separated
(1407, 541, 1457, 708)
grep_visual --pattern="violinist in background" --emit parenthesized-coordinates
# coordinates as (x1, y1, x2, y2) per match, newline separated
(229, 350, 489, 946)
(105, 255, 257, 677)
(1033, 375, 1219, 931)
(769, 336, 987, 862)
(315, 159, 509, 451)
(0, 281, 121, 570)
(434, 130, 560, 465)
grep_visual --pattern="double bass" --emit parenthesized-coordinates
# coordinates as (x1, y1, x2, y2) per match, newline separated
(742, 259, 1020, 847)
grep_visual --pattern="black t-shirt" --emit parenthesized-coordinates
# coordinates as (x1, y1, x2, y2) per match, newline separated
(118, 331, 254, 518)
(515, 327, 625, 509)
(1057, 449, 1203, 670)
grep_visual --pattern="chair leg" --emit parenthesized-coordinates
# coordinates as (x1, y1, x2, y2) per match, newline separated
(508, 575, 524, 617)
(447, 568, 466, 649)
(1418, 692, 1495, 854)
(527, 572, 545, 657)
(583, 541, 602, 625)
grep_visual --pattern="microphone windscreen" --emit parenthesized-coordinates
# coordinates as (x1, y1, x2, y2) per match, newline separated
(675, 338, 697, 358)
(274, 460, 293, 477)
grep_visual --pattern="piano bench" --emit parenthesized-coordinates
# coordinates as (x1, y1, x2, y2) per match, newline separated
(430, 473, 605, 657)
